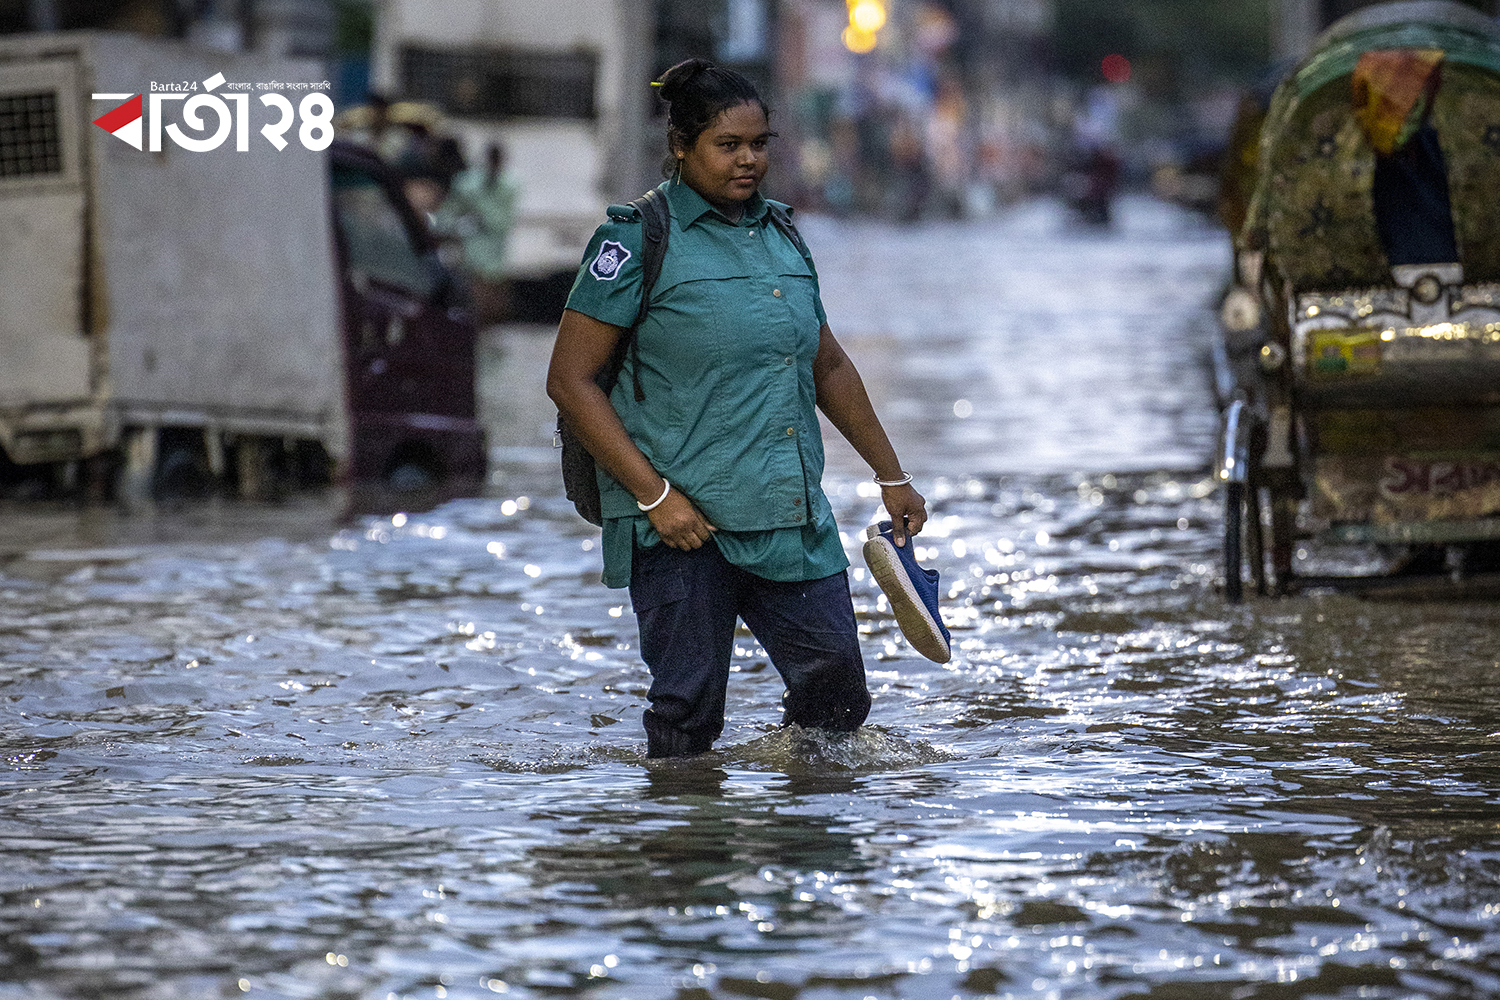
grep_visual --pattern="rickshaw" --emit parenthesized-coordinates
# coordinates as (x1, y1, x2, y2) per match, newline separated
(1216, 0, 1500, 600)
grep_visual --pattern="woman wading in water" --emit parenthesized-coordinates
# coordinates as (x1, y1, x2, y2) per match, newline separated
(547, 59, 928, 758)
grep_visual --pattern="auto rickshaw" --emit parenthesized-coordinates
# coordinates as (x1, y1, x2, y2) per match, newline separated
(1216, 0, 1500, 600)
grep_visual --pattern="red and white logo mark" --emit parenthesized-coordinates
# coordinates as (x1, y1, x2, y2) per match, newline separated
(88, 74, 334, 153)
(92, 93, 143, 150)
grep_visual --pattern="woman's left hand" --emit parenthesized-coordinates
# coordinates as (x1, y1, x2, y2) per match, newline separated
(881, 483, 927, 546)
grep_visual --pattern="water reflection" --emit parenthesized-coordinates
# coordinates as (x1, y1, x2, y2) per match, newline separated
(524, 766, 873, 961)
(5, 458, 1500, 998)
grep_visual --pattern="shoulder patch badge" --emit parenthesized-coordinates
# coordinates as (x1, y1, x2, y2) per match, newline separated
(590, 240, 632, 281)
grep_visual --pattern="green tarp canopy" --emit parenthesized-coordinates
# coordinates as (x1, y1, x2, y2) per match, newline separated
(1292, 0, 1500, 98)
(1243, 0, 1500, 290)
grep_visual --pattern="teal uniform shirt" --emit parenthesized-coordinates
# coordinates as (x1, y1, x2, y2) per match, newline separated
(564, 180, 849, 589)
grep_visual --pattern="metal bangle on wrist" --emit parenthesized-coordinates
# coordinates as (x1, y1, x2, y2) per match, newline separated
(873, 471, 912, 488)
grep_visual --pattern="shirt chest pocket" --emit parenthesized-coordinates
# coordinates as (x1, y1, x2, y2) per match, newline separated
(766, 231, 821, 322)
(642, 227, 821, 371)
(771, 272, 820, 335)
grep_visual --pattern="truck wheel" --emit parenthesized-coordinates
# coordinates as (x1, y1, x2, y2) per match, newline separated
(154, 428, 214, 499)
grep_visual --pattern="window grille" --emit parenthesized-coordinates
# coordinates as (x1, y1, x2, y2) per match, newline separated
(0, 91, 63, 178)
(399, 46, 596, 120)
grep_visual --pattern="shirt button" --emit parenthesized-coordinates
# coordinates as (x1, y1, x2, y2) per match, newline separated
(786, 427, 796, 436)
(784, 356, 794, 365)
(794, 513, 804, 522)
(793, 498, 803, 506)
(772, 288, 782, 297)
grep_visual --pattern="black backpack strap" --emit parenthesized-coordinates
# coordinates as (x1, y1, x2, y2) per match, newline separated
(631, 188, 669, 324)
(558, 188, 669, 526)
(622, 187, 669, 402)
(766, 202, 809, 259)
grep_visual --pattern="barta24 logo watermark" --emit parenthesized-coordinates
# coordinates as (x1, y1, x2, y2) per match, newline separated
(92, 71, 334, 152)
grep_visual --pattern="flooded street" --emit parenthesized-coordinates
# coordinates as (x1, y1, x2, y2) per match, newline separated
(5, 197, 1500, 1000)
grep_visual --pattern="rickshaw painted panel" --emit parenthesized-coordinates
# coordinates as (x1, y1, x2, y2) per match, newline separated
(1262, 85, 1387, 290)
(1430, 65, 1500, 281)
(1314, 451, 1500, 524)
(1311, 407, 1500, 455)
(1308, 328, 1385, 374)
(1295, 314, 1500, 406)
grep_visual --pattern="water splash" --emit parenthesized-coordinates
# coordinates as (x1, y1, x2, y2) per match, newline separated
(726, 724, 956, 772)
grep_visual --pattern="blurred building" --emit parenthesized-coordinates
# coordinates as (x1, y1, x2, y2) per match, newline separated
(0, 0, 337, 54)
(773, 0, 1058, 218)
(657, 0, 776, 84)
(0, 0, 1346, 230)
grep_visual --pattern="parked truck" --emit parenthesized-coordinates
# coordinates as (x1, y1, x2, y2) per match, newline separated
(0, 30, 482, 503)
(368, 0, 657, 290)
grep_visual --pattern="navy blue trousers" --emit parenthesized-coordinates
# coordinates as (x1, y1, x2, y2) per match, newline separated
(628, 540, 871, 758)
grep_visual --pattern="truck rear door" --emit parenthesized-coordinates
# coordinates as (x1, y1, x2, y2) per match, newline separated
(0, 55, 92, 418)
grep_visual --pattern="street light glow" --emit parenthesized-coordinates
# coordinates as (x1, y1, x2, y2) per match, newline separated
(850, 0, 887, 33)
(842, 24, 878, 53)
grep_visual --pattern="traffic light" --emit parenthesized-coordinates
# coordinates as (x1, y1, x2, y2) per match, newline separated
(842, 0, 886, 54)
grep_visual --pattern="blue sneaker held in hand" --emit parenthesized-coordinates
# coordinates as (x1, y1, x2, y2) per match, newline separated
(862, 520, 951, 663)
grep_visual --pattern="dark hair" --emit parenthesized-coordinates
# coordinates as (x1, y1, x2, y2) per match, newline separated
(654, 58, 771, 174)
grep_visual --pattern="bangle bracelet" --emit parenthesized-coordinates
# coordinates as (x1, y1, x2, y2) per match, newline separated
(638, 481, 671, 511)
(873, 471, 912, 488)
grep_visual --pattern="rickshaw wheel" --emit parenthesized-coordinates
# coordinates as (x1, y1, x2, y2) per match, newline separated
(1246, 483, 1267, 596)
(1268, 493, 1298, 595)
(1224, 481, 1244, 603)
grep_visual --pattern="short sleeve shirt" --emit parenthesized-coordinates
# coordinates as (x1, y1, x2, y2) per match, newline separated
(564, 181, 847, 588)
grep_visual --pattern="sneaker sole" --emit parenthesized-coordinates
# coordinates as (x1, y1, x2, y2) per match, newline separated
(863, 534, 951, 663)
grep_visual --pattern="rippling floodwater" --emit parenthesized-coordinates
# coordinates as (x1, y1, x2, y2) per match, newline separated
(5, 198, 1500, 1000)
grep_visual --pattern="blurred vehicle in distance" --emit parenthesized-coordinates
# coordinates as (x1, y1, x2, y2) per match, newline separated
(1061, 84, 1123, 226)
(368, 0, 656, 322)
(330, 138, 484, 511)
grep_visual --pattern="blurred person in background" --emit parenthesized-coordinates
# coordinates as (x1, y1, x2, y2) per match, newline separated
(1064, 85, 1123, 226)
(889, 109, 930, 222)
(547, 59, 927, 758)
(393, 120, 463, 215)
(925, 75, 969, 217)
(340, 91, 409, 163)
(432, 142, 518, 323)
(340, 95, 462, 214)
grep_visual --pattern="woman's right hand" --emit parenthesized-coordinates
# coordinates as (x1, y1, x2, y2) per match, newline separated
(647, 490, 717, 549)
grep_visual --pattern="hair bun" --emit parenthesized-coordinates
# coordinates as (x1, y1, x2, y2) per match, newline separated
(654, 58, 712, 102)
